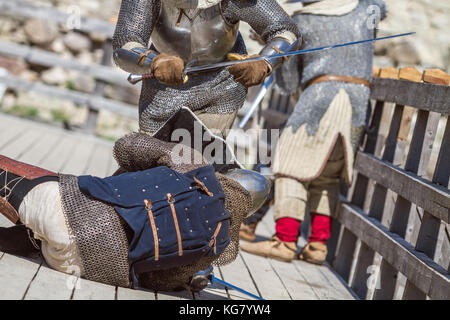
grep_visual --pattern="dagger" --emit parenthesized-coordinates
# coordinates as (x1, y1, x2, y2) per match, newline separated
(127, 32, 415, 85)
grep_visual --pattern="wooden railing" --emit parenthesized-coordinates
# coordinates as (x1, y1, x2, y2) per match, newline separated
(325, 67, 450, 300)
(0, 0, 138, 134)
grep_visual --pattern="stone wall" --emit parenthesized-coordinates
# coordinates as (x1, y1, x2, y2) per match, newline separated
(9, 0, 450, 72)
(0, 0, 448, 139)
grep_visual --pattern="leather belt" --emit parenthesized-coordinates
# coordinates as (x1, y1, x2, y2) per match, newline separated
(0, 197, 20, 224)
(306, 75, 371, 89)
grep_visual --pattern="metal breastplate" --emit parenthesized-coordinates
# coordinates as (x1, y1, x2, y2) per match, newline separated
(151, 3, 239, 66)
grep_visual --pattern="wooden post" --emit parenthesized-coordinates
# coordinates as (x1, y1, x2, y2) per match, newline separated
(373, 109, 431, 299)
(351, 103, 404, 299)
(331, 100, 384, 281)
(0, 68, 7, 103)
(403, 110, 450, 299)
(85, 39, 113, 135)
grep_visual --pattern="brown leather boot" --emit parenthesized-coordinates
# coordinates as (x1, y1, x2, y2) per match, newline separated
(240, 236, 297, 262)
(239, 223, 257, 242)
(299, 241, 328, 265)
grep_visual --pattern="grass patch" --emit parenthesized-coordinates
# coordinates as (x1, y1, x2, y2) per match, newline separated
(5, 105, 39, 118)
(51, 109, 70, 123)
(99, 135, 119, 142)
(66, 80, 76, 91)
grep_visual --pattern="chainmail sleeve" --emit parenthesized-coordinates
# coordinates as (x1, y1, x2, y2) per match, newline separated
(113, 132, 207, 173)
(112, 0, 161, 72)
(221, 0, 300, 43)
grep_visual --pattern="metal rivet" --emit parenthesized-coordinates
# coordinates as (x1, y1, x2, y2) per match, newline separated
(159, 238, 162, 242)
(157, 227, 159, 231)
(189, 186, 192, 190)
(190, 229, 193, 233)
(198, 196, 202, 200)
(176, 178, 180, 181)
(117, 195, 121, 197)
(142, 189, 146, 192)
(187, 218, 190, 221)
(202, 206, 206, 209)
(185, 208, 188, 211)
(206, 220, 208, 223)
(155, 185, 159, 189)
(208, 227, 211, 231)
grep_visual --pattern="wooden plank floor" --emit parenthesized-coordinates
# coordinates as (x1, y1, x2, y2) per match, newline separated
(0, 113, 356, 300)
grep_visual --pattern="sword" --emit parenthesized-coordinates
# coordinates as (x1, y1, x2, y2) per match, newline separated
(127, 32, 415, 85)
(239, 75, 273, 128)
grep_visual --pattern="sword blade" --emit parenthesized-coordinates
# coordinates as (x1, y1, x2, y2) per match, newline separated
(185, 32, 416, 74)
(239, 75, 274, 129)
(127, 32, 415, 85)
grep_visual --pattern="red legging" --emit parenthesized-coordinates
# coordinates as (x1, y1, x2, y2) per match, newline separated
(276, 213, 331, 243)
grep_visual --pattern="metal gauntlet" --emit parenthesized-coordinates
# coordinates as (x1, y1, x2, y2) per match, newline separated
(260, 36, 301, 71)
(113, 47, 158, 75)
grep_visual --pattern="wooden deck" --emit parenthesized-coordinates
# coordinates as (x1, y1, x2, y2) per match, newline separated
(0, 113, 356, 300)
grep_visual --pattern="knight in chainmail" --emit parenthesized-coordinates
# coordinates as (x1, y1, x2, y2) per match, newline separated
(0, 133, 270, 292)
(241, 0, 387, 265)
(112, 0, 300, 135)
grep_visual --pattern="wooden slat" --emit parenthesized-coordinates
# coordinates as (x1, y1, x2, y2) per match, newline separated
(61, 139, 96, 175)
(423, 69, 450, 86)
(337, 203, 450, 300)
(293, 260, 356, 300)
(351, 104, 406, 299)
(194, 283, 229, 300)
(18, 132, 62, 165)
(72, 278, 116, 300)
(0, 125, 29, 153)
(219, 255, 259, 300)
(156, 291, 193, 300)
(258, 218, 320, 300)
(0, 129, 42, 159)
(0, 0, 115, 37)
(257, 209, 354, 300)
(0, 254, 40, 300)
(370, 78, 450, 115)
(398, 67, 423, 83)
(24, 266, 74, 300)
(374, 110, 434, 300)
(0, 74, 138, 119)
(355, 152, 450, 223)
(0, 40, 129, 86)
(39, 135, 80, 172)
(240, 251, 291, 300)
(116, 287, 156, 300)
(332, 100, 385, 279)
(403, 118, 450, 299)
(84, 143, 114, 177)
(379, 67, 399, 80)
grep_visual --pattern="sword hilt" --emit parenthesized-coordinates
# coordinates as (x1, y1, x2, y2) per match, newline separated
(127, 73, 154, 85)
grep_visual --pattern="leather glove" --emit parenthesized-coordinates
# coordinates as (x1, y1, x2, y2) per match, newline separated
(226, 53, 272, 88)
(150, 53, 187, 86)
